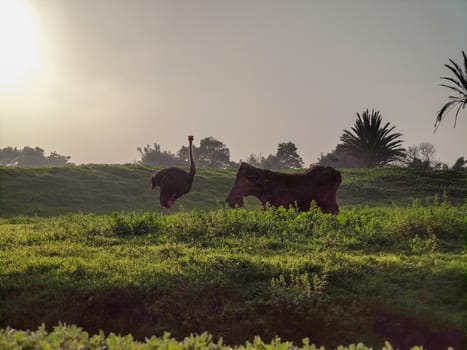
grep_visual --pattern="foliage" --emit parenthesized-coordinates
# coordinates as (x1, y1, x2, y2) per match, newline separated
(195, 137, 232, 168)
(138, 137, 234, 169)
(404, 142, 439, 171)
(317, 148, 357, 168)
(337, 109, 405, 168)
(259, 153, 280, 169)
(0, 324, 438, 350)
(451, 156, 466, 171)
(0, 146, 71, 167)
(0, 204, 464, 348)
(137, 143, 180, 166)
(275, 142, 304, 169)
(245, 153, 264, 168)
(435, 50, 467, 130)
(245, 141, 304, 170)
(176, 144, 193, 165)
(1, 165, 466, 217)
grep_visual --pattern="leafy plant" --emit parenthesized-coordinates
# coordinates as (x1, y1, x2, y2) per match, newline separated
(338, 109, 405, 168)
(0, 324, 442, 350)
(435, 51, 467, 130)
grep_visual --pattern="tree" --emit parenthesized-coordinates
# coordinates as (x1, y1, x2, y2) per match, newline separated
(435, 51, 467, 130)
(47, 151, 71, 166)
(137, 143, 179, 166)
(176, 145, 195, 166)
(245, 153, 264, 168)
(196, 137, 231, 168)
(452, 156, 466, 171)
(0, 147, 20, 166)
(275, 142, 304, 169)
(249, 142, 304, 170)
(404, 143, 437, 171)
(261, 154, 281, 170)
(318, 148, 358, 168)
(18, 146, 48, 166)
(0, 146, 71, 167)
(338, 109, 406, 168)
(178, 137, 232, 168)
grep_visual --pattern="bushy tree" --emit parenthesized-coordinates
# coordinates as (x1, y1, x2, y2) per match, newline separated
(245, 142, 304, 170)
(0, 147, 19, 166)
(404, 142, 437, 171)
(176, 145, 195, 166)
(137, 143, 179, 166)
(245, 153, 264, 168)
(196, 137, 231, 168)
(275, 142, 304, 169)
(338, 109, 405, 168)
(45, 151, 71, 166)
(177, 136, 233, 168)
(0, 146, 71, 167)
(261, 154, 281, 170)
(451, 156, 466, 171)
(318, 148, 358, 168)
(435, 51, 467, 130)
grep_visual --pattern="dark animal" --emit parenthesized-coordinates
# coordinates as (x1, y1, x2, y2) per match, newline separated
(226, 163, 341, 214)
(151, 135, 196, 209)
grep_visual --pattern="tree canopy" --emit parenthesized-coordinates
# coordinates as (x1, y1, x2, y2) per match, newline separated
(337, 109, 405, 168)
(318, 148, 358, 168)
(137, 143, 179, 166)
(404, 142, 438, 171)
(196, 137, 232, 168)
(0, 147, 71, 167)
(139, 137, 234, 168)
(245, 142, 304, 170)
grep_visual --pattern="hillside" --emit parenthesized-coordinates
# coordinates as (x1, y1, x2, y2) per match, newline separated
(0, 165, 466, 216)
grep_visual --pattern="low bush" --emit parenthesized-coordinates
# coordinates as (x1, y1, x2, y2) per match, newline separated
(0, 324, 449, 350)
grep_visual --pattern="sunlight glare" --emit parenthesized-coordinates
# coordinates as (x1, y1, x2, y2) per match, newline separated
(0, 0, 42, 87)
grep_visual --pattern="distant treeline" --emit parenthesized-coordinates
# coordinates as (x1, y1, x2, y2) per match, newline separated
(137, 137, 305, 170)
(2, 139, 465, 171)
(2, 108, 466, 171)
(0, 146, 71, 167)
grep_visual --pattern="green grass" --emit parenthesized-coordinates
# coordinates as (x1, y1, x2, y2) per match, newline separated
(0, 165, 465, 216)
(1, 165, 465, 347)
(0, 204, 465, 348)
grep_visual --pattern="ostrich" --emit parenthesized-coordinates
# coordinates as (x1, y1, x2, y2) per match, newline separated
(151, 135, 196, 209)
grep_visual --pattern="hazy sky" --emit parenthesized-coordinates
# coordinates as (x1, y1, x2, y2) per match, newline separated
(1, 0, 466, 165)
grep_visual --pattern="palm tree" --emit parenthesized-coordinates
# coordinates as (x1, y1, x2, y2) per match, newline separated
(435, 51, 467, 130)
(337, 109, 405, 168)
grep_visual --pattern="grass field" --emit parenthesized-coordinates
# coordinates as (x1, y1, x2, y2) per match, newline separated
(0, 165, 466, 216)
(0, 203, 465, 348)
(0, 166, 465, 348)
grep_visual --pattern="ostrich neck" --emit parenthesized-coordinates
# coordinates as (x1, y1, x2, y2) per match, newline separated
(188, 140, 196, 183)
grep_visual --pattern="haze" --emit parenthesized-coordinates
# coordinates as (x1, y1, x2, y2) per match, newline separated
(0, 0, 466, 165)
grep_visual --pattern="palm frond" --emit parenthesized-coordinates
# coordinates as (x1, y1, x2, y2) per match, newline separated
(435, 51, 467, 130)
(440, 76, 465, 91)
(445, 62, 467, 89)
(434, 100, 457, 130)
(447, 95, 464, 101)
(440, 83, 466, 96)
(454, 101, 466, 128)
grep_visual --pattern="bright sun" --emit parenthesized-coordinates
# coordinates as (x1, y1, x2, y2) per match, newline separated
(0, 0, 42, 87)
